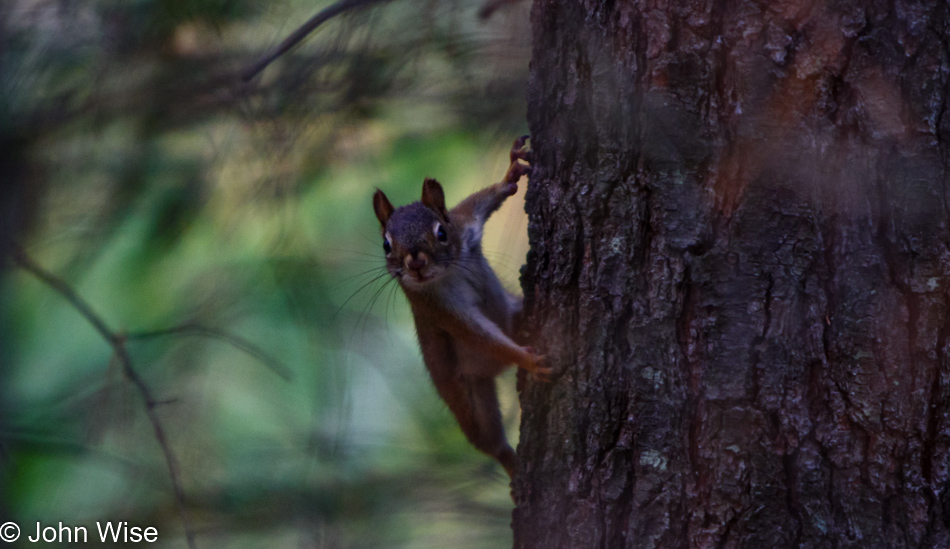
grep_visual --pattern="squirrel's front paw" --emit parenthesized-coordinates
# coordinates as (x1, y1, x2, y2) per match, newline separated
(502, 136, 532, 185)
(502, 161, 530, 186)
(522, 347, 551, 383)
(532, 362, 552, 383)
(510, 135, 530, 163)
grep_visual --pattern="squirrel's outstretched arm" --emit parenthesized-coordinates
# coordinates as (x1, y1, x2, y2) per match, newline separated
(450, 180, 517, 227)
(437, 303, 548, 380)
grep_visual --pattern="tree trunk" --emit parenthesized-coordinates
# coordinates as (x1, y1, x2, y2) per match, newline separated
(514, 1, 950, 547)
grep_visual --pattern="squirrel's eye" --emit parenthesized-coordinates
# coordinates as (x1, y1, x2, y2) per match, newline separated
(435, 223, 448, 242)
(383, 238, 392, 254)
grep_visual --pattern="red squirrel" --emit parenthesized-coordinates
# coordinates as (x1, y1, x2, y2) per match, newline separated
(372, 136, 548, 477)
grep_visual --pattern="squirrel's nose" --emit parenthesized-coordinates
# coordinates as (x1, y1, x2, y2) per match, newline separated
(405, 253, 428, 272)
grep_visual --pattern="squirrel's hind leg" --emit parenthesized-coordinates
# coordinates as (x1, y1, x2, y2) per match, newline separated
(466, 376, 516, 477)
(431, 367, 515, 477)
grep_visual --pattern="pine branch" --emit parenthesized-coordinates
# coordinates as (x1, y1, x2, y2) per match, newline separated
(11, 248, 197, 549)
(241, 0, 394, 82)
(127, 323, 293, 381)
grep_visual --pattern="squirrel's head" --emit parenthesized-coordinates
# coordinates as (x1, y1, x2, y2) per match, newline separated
(373, 178, 461, 289)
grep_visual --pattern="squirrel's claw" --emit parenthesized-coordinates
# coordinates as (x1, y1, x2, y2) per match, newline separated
(531, 363, 552, 383)
(510, 135, 530, 163)
(503, 136, 532, 185)
(503, 158, 531, 185)
(521, 347, 551, 382)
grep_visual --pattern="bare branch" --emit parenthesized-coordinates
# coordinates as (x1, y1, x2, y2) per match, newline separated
(127, 323, 293, 382)
(11, 248, 197, 549)
(241, 0, 394, 82)
(11, 248, 116, 346)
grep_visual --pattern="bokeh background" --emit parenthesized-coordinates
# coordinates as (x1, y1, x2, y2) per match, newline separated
(1, 0, 531, 546)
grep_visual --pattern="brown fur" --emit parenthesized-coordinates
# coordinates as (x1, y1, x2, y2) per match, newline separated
(372, 137, 545, 477)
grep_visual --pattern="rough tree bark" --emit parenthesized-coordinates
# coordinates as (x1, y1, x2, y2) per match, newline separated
(514, 1, 950, 547)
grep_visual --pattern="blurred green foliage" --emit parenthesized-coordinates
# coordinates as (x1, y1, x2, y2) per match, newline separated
(1, 0, 530, 546)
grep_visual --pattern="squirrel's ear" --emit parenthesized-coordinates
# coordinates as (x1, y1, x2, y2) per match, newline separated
(421, 178, 448, 219)
(373, 189, 394, 227)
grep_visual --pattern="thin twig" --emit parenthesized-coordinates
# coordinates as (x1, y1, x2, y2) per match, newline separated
(11, 248, 197, 549)
(241, 0, 393, 82)
(127, 323, 293, 382)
